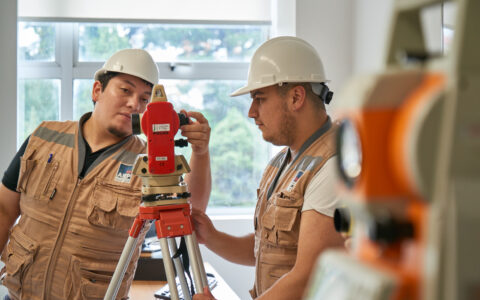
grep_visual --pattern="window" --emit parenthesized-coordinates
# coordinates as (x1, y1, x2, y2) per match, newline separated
(18, 21, 271, 211)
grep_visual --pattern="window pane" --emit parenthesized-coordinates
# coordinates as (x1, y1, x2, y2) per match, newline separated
(163, 80, 269, 207)
(79, 23, 269, 62)
(18, 22, 56, 62)
(18, 79, 60, 143)
(73, 79, 95, 120)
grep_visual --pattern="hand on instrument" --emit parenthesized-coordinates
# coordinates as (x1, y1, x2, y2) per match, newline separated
(180, 110, 210, 155)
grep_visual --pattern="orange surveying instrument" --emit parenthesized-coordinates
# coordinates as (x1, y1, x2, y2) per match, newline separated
(305, 0, 480, 299)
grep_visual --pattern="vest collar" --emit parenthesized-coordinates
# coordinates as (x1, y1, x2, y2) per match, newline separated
(290, 116, 332, 167)
(77, 112, 132, 178)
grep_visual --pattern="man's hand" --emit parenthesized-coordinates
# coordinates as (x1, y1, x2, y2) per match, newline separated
(180, 111, 210, 155)
(191, 208, 216, 245)
(181, 110, 211, 212)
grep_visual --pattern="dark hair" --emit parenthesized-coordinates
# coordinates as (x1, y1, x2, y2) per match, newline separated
(92, 71, 154, 105)
(97, 71, 121, 92)
(276, 82, 325, 110)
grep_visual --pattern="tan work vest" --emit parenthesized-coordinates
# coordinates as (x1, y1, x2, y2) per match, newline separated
(250, 118, 337, 298)
(1, 115, 146, 300)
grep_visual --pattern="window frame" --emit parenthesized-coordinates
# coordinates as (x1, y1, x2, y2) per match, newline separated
(17, 19, 274, 214)
(18, 20, 269, 129)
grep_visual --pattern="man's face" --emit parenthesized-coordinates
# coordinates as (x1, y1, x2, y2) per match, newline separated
(92, 73, 152, 138)
(248, 85, 296, 146)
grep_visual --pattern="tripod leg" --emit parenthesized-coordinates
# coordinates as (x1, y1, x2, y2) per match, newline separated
(168, 237, 192, 300)
(192, 232, 208, 288)
(104, 235, 141, 300)
(159, 237, 180, 300)
(185, 234, 206, 293)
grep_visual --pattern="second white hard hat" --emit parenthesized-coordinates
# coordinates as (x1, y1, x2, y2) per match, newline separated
(231, 36, 329, 97)
(94, 49, 159, 86)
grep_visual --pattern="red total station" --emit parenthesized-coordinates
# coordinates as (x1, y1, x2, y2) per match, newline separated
(131, 87, 189, 175)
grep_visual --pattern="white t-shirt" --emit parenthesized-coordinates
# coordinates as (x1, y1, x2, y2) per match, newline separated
(301, 156, 339, 217)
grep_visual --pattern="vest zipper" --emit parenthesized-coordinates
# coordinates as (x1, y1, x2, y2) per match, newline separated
(43, 177, 82, 299)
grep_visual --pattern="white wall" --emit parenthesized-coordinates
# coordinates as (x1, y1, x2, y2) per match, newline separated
(296, 0, 354, 94)
(352, 0, 394, 75)
(0, 3, 17, 298)
(0, 1, 17, 174)
(295, 0, 394, 117)
(19, 0, 270, 22)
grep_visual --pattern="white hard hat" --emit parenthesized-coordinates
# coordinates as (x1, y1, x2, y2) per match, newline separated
(231, 36, 329, 97)
(94, 49, 159, 86)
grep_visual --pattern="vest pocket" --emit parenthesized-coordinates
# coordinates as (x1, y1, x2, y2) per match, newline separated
(271, 190, 303, 208)
(0, 228, 38, 298)
(66, 256, 130, 300)
(17, 149, 37, 194)
(33, 160, 59, 201)
(18, 151, 60, 203)
(258, 251, 296, 294)
(87, 181, 141, 231)
(261, 204, 300, 247)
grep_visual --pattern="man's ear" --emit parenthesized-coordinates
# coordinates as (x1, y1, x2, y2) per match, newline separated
(91, 81, 102, 103)
(290, 85, 307, 111)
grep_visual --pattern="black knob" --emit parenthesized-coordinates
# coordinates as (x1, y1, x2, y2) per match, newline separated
(178, 113, 190, 126)
(334, 207, 351, 233)
(131, 113, 142, 135)
(175, 139, 188, 147)
(368, 217, 414, 244)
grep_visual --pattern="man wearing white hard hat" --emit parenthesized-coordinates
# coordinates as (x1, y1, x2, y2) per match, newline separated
(0, 49, 211, 300)
(193, 36, 344, 300)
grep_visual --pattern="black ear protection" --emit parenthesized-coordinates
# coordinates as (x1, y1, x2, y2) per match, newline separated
(311, 82, 334, 104)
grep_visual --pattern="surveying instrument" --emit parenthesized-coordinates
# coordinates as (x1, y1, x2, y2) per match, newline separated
(104, 85, 209, 300)
(304, 0, 480, 299)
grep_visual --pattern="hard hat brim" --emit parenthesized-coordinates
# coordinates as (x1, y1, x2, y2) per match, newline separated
(230, 82, 274, 97)
(230, 79, 330, 97)
(94, 67, 156, 86)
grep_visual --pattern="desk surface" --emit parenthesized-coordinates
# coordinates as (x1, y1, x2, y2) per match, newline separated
(129, 263, 240, 300)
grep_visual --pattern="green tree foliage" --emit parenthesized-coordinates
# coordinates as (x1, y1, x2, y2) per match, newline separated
(79, 25, 132, 61)
(18, 79, 60, 142)
(210, 108, 268, 207)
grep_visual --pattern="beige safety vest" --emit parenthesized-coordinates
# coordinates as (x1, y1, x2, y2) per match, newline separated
(250, 118, 337, 298)
(1, 115, 146, 300)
